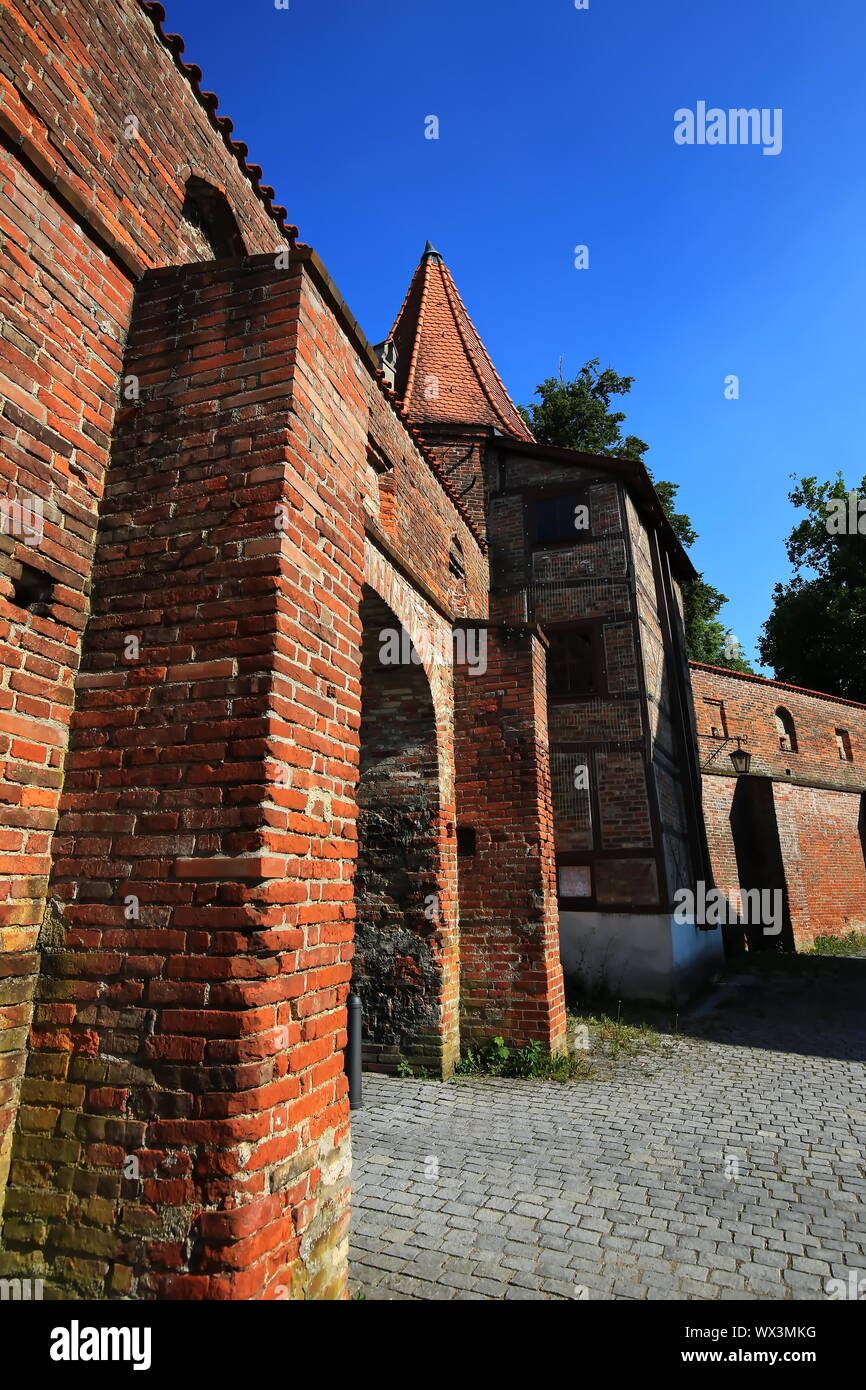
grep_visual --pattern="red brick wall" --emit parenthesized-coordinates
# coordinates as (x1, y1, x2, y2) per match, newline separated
(1, 258, 360, 1299)
(690, 664, 866, 787)
(0, 0, 289, 1215)
(692, 665, 866, 946)
(1, 0, 493, 1275)
(1, 223, 493, 1296)
(453, 626, 567, 1051)
(772, 782, 866, 942)
(0, 0, 290, 270)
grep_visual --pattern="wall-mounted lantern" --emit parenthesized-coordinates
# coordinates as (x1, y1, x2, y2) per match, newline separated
(729, 739, 752, 776)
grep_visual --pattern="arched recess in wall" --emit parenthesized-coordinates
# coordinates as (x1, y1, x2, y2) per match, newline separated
(181, 176, 248, 259)
(351, 586, 447, 1074)
(774, 706, 798, 753)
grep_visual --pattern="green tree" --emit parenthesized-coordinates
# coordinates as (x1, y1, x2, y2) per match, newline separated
(520, 363, 752, 672)
(759, 474, 866, 701)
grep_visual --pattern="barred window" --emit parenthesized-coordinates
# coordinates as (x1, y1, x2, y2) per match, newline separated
(547, 626, 595, 698)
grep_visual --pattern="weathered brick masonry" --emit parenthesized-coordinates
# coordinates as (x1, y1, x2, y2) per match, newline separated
(10, 0, 843, 1303)
(690, 664, 866, 948)
(453, 625, 567, 1051)
(0, 0, 289, 1233)
(1, 0, 573, 1298)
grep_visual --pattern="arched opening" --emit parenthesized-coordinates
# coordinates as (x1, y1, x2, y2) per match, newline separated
(774, 706, 798, 754)
(352, 587, 445, 1073)
(181, 176, 247, 259)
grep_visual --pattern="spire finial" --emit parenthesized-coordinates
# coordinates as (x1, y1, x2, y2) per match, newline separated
(422, 240, 442, 262)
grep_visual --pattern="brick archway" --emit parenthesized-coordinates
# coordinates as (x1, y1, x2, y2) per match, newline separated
(353, 577, 460, 1077)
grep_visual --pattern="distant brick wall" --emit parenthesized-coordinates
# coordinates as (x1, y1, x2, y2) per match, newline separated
(484, 447, 702, 913)
(692, 665, 866, 946)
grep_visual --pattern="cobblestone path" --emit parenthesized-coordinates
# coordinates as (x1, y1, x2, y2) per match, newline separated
(349, 955, 866, 1300)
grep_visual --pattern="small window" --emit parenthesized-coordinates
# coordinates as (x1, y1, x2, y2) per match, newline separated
(11, 563, 53, 616)
(534, 494, 590, 545)
(547, 626, 597, 698)
(704, 698, 728, 739)
(457, 826, 476, 856)
(367, 439, 393, 474)
(836, 728, 853, 762)
(448, 536, 465, 582)
(181, 177, 247, 259)
(774, 707, 798, 754)
(558, 864, 591, 899)
(448, 535, 467, 615)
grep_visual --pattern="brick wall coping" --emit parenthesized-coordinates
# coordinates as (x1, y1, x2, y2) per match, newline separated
(689, 662, 866, 713)
(292, 246, 488, 555)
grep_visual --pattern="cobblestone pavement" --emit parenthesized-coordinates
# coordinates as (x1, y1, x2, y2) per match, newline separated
(349, 955, 866, 1300)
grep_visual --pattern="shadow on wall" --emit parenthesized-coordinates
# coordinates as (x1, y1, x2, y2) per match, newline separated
(727, 775, 795, 955)
(351, 588, 444, 1074)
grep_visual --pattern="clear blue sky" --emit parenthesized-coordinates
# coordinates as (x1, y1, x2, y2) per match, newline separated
(165, 0, 866, 671)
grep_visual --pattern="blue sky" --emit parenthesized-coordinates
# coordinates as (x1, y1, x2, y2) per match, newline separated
(166, 0, 866, 671)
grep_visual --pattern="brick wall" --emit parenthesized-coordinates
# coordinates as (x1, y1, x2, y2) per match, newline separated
(692, 665, 866, 946)
(453, 626, 567, 1051)
(353, 587, 460, 1077)
(1, 0, 497, 1287)
(1, 257, 360, 1298)
(486, 448, 683, 911)
(0, 0, 288, 1216)
(0, 205, 495, 1296)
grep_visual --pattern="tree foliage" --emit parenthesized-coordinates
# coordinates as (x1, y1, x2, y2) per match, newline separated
(759, 474, 866, 701)
(520, 363, 752, 672)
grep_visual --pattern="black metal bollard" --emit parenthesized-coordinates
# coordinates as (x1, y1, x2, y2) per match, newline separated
(346, 992, 362, 1110)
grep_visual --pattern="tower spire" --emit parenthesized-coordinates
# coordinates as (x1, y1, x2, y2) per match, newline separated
(388, 248, 533, 441)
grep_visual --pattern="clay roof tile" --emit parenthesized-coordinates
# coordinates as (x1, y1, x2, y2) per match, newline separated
(389, 245, 534, 443)
(138, 1, 298, 243)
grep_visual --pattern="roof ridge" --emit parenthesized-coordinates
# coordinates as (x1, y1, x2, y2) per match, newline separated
(401, 257, 432, 414)
(437, 259, 533, 441)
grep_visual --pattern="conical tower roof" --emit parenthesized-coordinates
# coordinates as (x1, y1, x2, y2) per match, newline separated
(388, 244, 534, 442)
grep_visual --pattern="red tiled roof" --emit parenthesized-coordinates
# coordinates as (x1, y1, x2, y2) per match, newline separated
(138, 2, 298, 243)
(389, 245, 534, 442)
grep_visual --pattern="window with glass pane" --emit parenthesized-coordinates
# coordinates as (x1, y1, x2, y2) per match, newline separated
(535, 495, 586, 544)
(547, 627, 595, 697)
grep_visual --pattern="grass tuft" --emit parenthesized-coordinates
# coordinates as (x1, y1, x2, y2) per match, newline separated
(452, 1012, 660, 1083)
(804, 930, 866, 957)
